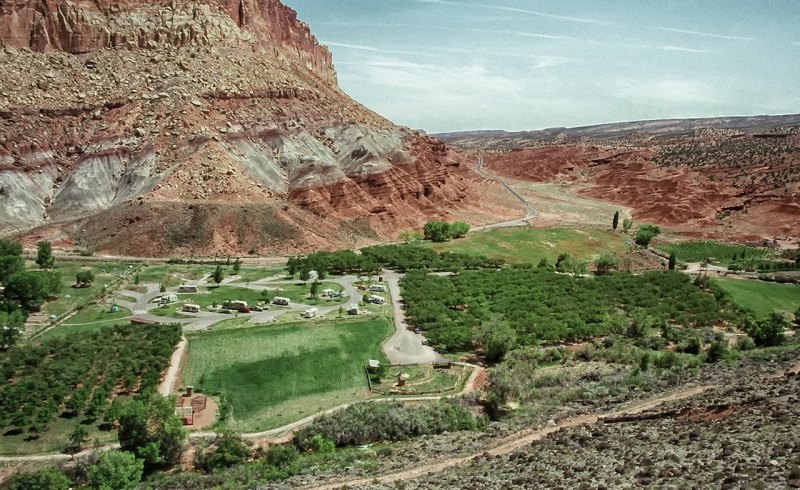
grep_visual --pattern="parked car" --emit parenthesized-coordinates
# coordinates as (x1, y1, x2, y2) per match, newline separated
(237, 306, 251, 313)
(414, 328, 421, 334)
(250, 306, 264, 312)
(421, 339, 429, 345)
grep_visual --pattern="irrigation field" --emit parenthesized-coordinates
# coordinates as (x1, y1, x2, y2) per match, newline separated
(714, 278, 800, 318)
(659, 241, 772, 265)
(182, 318, 393, 432)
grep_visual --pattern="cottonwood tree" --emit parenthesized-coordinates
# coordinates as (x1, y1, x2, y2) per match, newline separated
(449, 221, 470, 239)
(594, 254, 616, 276)
(117, 395, 186, 466)
(612, 211, 620, 231)
(423, 221, 451, 242)
(35, 241, 55, 269)
(89, 451, 144, 490)
(668, 252, 677, 270)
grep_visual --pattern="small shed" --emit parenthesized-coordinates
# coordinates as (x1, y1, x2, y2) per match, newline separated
(396, 371, 410, 387)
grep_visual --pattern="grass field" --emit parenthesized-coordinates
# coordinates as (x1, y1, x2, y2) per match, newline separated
(427, 227, 626, 264)
(659, 241, 773, 265)
(136, 264, 211, 288)
(230, 266, 287, 283)
(371, 364, 471, 395)
(183, 319, 393, 431)
(715, 278, 800, 317)
(39, 262, 126, 317)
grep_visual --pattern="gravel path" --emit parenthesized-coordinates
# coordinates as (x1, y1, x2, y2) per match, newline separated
(305, 385, 712, 490)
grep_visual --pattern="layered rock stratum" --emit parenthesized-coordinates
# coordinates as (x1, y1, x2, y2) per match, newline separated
(0, 0, 514, 255)
(439, 115, 800, 239)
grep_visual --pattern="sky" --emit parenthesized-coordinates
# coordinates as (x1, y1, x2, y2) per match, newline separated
(282, 0, 800, 133)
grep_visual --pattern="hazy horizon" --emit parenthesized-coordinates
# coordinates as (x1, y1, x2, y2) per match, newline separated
(283, 0, 800, 133)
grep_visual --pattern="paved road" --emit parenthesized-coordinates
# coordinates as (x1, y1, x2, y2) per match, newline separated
(381, 270, 441, 365)
(471, 154, 538, 232)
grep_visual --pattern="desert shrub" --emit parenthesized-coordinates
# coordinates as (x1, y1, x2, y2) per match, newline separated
(293, 400, 481, 449)
(7, 468, 71, 490)
(197, 433, 252, 473)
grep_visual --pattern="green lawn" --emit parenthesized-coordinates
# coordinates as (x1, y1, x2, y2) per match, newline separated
(426, 227, 626, 264)
(715, 278, 800, 318)
(272, 282, 346, 305)
(183, 287, 273, 309)
(39, 262, 123, 317)
(230, 266, 288, 283)
(183, 319, 393, 432)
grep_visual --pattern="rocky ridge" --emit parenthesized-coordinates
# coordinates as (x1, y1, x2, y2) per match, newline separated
(0, 0, 509, 255)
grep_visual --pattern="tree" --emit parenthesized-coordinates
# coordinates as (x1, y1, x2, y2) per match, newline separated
(232, 258, 241, 274)
(7, 468, 71, 490)
(705, 340, 728, 363)
(668, 252, 677, 271)
(89, 451, 144, 490)
(744, 314, 786, 347)
(3, 271, 49, 311)
(594, 254, 616, 276)
(212, 265, 224, 287)
(0, 239, 23, 256)
(449, 221, 470, 239)
(0, 254, 24, 285)
(196, 433, 251, 472)
(536, 257, 551, 270)
(634, 225, 662, 249)
(67, 424, 89, 454)
(612, 211, 620, 231)
(423, 221, 451, 242)
(309, 280, 320, 299)
(76, 269, 95, 285)
(286, 257, 299, 277)
(0, 309, 25, 350)
(117, 395, 186, 466)
(622, 218, 633, 233)
(134, 273, 140, 285)
(35, 241, 55, 269)
(477, 319, 517, 363)
(299, 268, 311, 282)
(400, 230, 423, 244)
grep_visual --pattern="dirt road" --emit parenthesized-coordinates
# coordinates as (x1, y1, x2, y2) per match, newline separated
(305, 385, 712, 490)
(159, 337, 187, 396)
(471, 155, 537, 231)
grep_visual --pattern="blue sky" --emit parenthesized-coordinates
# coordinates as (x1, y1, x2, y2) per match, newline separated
(283, 0, 800, 133)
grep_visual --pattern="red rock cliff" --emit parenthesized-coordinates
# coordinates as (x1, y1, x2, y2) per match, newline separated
(0, 0, 336, 82)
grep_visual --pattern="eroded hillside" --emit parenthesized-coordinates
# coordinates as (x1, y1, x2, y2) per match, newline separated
(0, 0, 514, 256)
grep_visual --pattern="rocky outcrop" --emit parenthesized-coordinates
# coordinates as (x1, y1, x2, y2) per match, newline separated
(0, 0, 336, 82)
(0, 0, 508, 255)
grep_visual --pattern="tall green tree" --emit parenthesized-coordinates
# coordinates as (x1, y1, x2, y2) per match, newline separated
(0, 309, 26, 350)
(309, 280, 320, 299)
(668, 252, 677, 270)
(197, 432, 252, 472)
(76, 270, 95, 285)
(423, 221, 451, 242)
(35, 241, 54, 269)
(212, 264, 224, 287)
(232, 258, 241, 274)
(117, 395, 186, 466)
(477, 319, 517, 363)
(612, 211, 620, 231)
(2, 271, 49, 311)
(0, 254, 24, 285)
(449, 221, 470, 239)
(89, 451, 144, 490)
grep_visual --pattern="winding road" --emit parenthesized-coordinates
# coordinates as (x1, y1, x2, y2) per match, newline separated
(471, 154, 538, 231)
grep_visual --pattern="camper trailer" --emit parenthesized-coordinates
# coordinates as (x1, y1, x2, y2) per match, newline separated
(347, 303, 359, 315)
(182, 304, 201, 313)
(272, 296, 290, 306)
(368, 295, 386, 305)
(302, 307, 318, 318)
(368, 284, 388, 293)
(178, 285, 199, 293)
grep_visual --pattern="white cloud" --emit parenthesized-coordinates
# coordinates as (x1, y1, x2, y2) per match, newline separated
(323, 41, 427, 57)
(612, 79, 721, 105)
(414, 0, 607, 25)
(655, 26, 755, 41)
